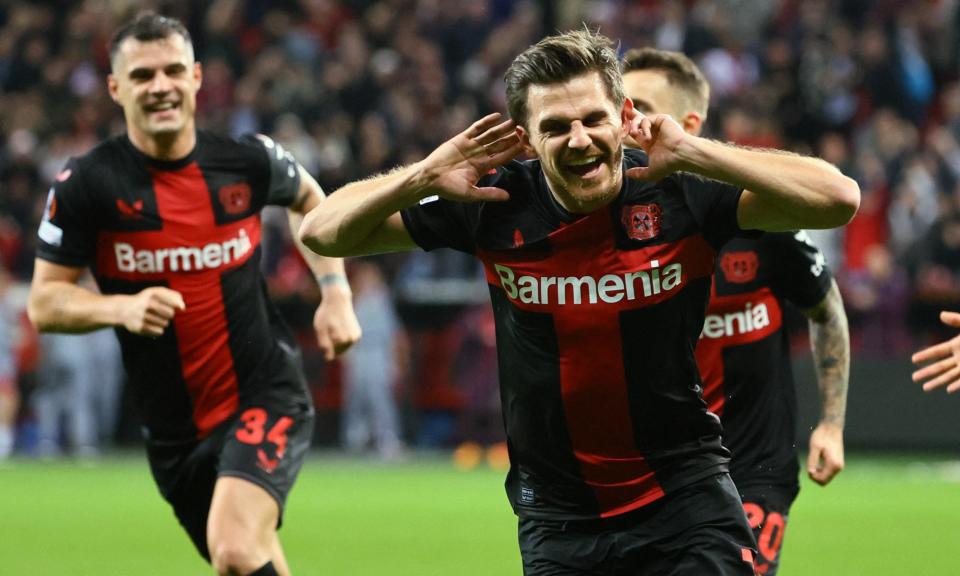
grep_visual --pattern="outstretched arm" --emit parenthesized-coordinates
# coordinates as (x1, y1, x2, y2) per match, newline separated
(800, 279, 849, 486)
(625, 114, 860, 231)
(287, 166, 362, 360)
(912, 311, 960, 393)
(299, 113, 522, 258)
(28, 259, 184, 336)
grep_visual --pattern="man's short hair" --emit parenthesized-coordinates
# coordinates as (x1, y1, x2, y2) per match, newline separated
(621, 48, 709, 119)
(109, 12, 193, 71)
(505, 29, 625, 129)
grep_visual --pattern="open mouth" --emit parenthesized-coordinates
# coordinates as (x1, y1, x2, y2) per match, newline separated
(144, 101, 180, 116)
(566, 156, 604, 178)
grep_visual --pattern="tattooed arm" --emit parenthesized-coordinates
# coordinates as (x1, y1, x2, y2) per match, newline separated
(800, 278, 849, 486)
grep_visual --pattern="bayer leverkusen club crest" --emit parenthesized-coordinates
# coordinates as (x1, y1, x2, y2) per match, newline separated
(622, 203, 661, 241)
(218, 182, 252, 215)
(720, 250, 759, 283)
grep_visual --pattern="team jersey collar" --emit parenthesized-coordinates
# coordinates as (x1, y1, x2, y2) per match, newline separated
(123, 131, 200, 171)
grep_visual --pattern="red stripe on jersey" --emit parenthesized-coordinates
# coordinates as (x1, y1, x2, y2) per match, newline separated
(94, 163, 261, 437)
(155, 164, 243, 436)
(696, 286, 783, 415)
(480, 210, 716, 516)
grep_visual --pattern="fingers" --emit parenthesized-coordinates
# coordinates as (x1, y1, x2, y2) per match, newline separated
(806, 447, 843, 486)
(470, 186, 511, 202)
(464, 113, 505, 140)
(316, 331, 335, 361)
(919, 364, 960, 392)
(484, 138, 523, 170)
(941, 311, 960, 328)
(125, 287, 185, 336)
(484, 133, 521, 156)
(911, 340, 952, 364)
(635, 116, 652, 142)
(911, 355, 955, 383)
(808, 461, 841, 486)
(625, 166, 653, 181)
(317, 327, 362, 360)
(475, 118, 517, 146)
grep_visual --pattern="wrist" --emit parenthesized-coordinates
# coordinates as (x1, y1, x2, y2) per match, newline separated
(316, 273, 352, 296)
(407, 160, 442, 201)
(816, 419, 845, 432)
(672, 134, 709, 173)
(109, 294, 133, 329)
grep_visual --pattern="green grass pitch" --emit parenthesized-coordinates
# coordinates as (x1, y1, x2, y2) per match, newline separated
(2, 453, 957, 575)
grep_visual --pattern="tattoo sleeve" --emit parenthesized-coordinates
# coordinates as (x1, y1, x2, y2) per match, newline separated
(802, 279, 850, 428)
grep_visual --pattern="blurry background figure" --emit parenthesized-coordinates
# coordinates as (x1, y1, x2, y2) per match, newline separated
(451, 306, 506, 470)
(0, 259, 19, 459)
(842, 244, 910, 353)
(394, 250, 486, 446)
(341, 260, 405, 460)
(31, 274, 122, 458)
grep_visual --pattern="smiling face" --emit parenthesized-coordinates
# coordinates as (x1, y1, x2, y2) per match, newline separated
(518, 71, 632, 214)
(108, 33, 201, 158)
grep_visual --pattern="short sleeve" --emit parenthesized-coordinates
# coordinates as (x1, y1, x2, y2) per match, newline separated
(678, 173, 753, 249)
(765, 230, 833, 308)
(35, 159, 97, 267)
(240, 134, 301, 207)
(400, 195, 482, 254)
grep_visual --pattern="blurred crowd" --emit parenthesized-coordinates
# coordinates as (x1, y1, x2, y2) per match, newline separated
(2, 0, 960, 455)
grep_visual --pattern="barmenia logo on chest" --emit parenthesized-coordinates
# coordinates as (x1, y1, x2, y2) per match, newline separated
(494, 259, 682, 306)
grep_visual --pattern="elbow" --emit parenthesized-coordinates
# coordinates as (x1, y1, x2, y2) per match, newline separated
(828, 175, 860, 227)
(26, 294, 53, 333)
(298, 218, 343, 258)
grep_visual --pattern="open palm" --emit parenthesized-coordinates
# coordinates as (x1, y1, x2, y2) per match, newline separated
(421, 113, 522, 202)
(912, 311, 960, 393)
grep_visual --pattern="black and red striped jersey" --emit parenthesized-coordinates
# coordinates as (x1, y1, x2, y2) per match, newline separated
(695, 231, 832, 492)
(36, 131, 310, 444)
(401, 148, 753, 521)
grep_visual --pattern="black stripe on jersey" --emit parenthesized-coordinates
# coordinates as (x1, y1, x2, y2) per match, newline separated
(490, 288, 599, 516)
(219, 249, 310, 407)
(99, 277, 198, 442)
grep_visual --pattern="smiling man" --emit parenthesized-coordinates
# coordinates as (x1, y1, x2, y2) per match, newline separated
(300, 29, 859, 575)
(27, 13, 361, 576)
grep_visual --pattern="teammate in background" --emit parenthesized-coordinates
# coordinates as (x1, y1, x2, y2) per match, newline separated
(300, 29, 858, 575)
(27, 13, 361, 576)
(912, 311, 960, 393)
(621, 48, 850, 575)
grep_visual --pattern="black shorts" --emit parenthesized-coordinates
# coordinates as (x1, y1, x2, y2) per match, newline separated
(739, 484, 798, 576)
(518, 473, 758, 575)
(146, 390, 314, 560)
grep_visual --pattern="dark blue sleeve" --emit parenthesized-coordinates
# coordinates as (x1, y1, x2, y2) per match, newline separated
(678, 173, 754, 249)
(400, 195, 483, 254)
(35, 158, 96, 267)
(398, 166, 515, 254)
(239, 134, 301, 207)
(764, 230, 834, 308)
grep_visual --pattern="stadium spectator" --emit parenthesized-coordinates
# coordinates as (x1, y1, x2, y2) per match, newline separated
(26, 13, 360, 576)
(300, 28, 859, 575)
(340, 259, 405, 460)
(912, 310, 960, 393)
(622, 47, 851, 575)
(33, 327, 121, 458)
(0, 258, 18, 459)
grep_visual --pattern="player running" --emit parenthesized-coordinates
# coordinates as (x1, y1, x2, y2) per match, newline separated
(622, 48, 850, 575)
(27, 13, 361, 576)
(300, 29, 858, 575)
